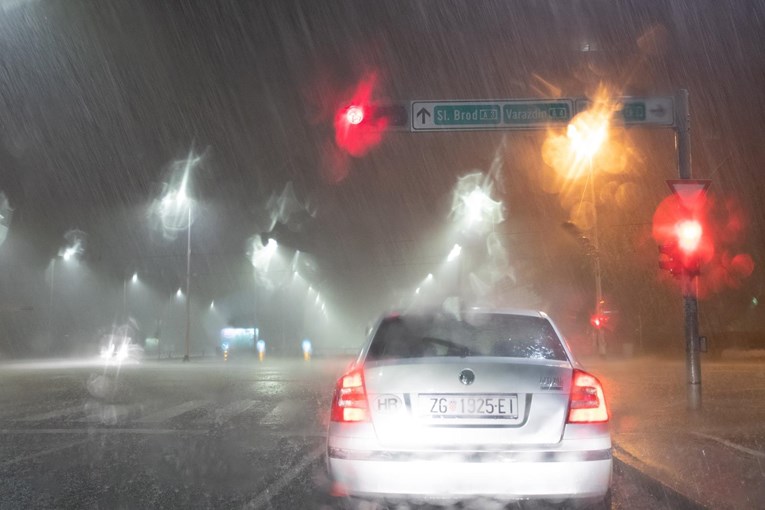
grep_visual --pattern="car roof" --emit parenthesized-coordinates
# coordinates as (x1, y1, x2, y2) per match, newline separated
(382, 307, 548, 320)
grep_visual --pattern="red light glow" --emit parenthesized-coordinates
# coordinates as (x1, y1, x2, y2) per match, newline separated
(567, 369, 608, 423)
(652, 192, 754, 297)
(345, 105, 364, 125)
(676, 220, 702, 254)
(331, 368, 369, 422)
(334, 75, 388, 157)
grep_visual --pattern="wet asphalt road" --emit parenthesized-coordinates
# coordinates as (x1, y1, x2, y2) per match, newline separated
(0, 357, 669, 509)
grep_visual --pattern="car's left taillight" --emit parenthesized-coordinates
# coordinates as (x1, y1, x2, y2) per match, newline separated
(330, 367, 369, 423)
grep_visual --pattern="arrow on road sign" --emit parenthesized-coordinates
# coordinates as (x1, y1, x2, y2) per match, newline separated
(650, 105, 667, 117)
(416, 108, 431, 124)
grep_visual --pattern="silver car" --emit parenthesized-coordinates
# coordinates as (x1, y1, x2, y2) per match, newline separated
(327, 309, 612, 508)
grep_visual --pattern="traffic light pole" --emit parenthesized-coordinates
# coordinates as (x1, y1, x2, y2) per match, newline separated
(590, 159, 605, 357)
(676, 89, 702, 410)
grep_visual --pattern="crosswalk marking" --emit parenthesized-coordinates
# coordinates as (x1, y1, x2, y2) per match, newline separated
(8, 397, 321, 428)
(197, 399, 260, 425)
(77, 403, 141, 424)
(14, 404, 84, 422)
(259, 400, 302, 426)
(134, 400, 206, 424)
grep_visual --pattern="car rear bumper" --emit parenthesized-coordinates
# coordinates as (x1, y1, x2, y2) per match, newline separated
(327, 422, 612, 500)
(328, 448, 612, 499)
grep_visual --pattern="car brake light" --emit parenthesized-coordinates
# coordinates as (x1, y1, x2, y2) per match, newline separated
(330, 368, 369, 423)
(567, 369, 608, 423)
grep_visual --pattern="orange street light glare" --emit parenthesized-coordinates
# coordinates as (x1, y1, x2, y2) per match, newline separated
(567, 117, 608, 161)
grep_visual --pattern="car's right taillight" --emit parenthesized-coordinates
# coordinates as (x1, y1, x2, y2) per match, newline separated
(567, 369, 609, 423)
(330, 367, 369, 423)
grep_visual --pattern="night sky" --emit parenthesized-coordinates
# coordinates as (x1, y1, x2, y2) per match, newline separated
(0, 0, 763, 356)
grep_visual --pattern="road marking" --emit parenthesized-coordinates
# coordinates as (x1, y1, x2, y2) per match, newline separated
(13, 404, 84, 422)
(0, 428, 208, 435)
(0, 439, 90, 467)
(259, 400, 302, 425)
(691, 431, 765, 459)
(134, 400, 206, 424)
(243, 445, 325, 509)
(196, 399, 260, 425)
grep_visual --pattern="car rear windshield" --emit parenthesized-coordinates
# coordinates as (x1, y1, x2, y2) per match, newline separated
(367, 313, 568, 361)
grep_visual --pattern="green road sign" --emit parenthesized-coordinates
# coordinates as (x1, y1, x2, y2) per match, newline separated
(411, 99, 574, 131)
(410, 96, 674, 131)
(503, 102, 571, 125)
(575, 96, 675, 127)
(433, 104, 501, 125)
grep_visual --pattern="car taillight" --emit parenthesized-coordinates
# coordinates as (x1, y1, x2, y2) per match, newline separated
(330, 368, 369, 423)
(567, 369, 608, 423)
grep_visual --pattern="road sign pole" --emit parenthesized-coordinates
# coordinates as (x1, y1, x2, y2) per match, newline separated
(676, 89, 701, 410)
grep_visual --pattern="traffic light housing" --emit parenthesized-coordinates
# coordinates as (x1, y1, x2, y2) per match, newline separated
(657, 219, 703, 277)
(658, 241, 683, 277)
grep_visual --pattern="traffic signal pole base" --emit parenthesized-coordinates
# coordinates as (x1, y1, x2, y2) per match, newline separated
(596, 330, 606, 358)
(688, 383, 701, 411)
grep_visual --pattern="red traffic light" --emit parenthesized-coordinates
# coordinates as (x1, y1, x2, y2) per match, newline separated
(334, 102, 407, 157)
(344, 105, 365, 126)
(333, 75, 408, 157)
(653, 191, 711, 278)
(676, 220, 702, 255)
(335, 101, 385, 157)
(590, 314, 607, 329)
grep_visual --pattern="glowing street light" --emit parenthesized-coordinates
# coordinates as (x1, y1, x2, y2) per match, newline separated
(49, 234, 85, 337)
(567, 118, 608, 161)
(123, 271, 140, 319)
(62, 245, 78, 261)
(265, 238, 278, 255)
(451, 173, 504, 233)
(159, 151, 201, 362)
(249, 235, 279, 272)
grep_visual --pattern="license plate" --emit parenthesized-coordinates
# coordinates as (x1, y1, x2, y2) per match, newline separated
(418, 394, 519, 419)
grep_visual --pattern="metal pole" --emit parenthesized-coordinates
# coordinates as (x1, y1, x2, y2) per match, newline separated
(590, 158, 605, 357)
(676, 89, 701, 409)
(183, 203, 192, 362)
(48, 258, 56, 337)
(122, 277, 127, 320)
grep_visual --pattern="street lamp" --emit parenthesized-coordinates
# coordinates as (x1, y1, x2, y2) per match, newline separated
(567, 111, 610, 356)
(447, 244, 462, 262)
(451, 173, 504, 234)
(122, 272, 139, 319)
(159, 152, 201, 362)
(48, 235, 85, 337)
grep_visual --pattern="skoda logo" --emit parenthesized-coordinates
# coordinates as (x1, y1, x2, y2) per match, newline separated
(459, 369, 475, 386)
